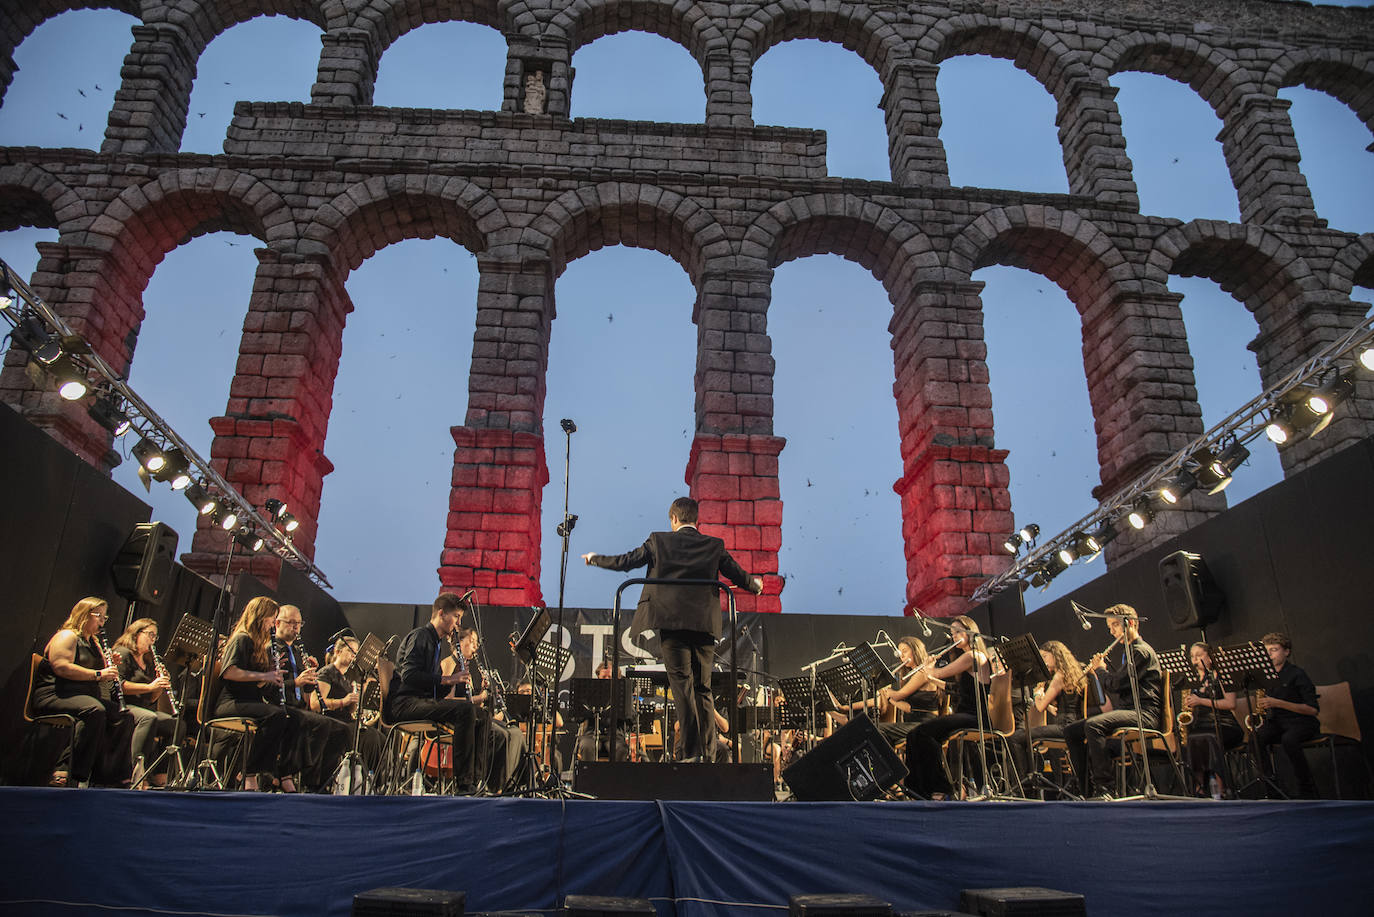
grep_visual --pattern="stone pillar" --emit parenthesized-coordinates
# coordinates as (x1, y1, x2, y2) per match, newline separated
(310, 28, 379, 106)
(504, 38, 571, 117)
(440, 426, 548, 605)
(1056, 80, 1140, 208)
(1083, 290, 1218, 563)
(184, 250, 350, 586)
(889, 279, 1011, 617)
(881, 62, 950, 188)
(705, 49, 752, 128)
(1249, 291, 1374, 475)
(0, 243, 144, 471)
(691, 268, 782, 608)
(686, 433, 784, 613)
(439, 259, 556, 603)
(1218, 94, 1321, 226)
(102, 23, 197, 155)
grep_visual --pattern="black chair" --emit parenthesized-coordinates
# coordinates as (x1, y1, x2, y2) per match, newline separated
(21, 653, 79, 786)
(373, 657, 456, 794)
(187, 663, 258, 790)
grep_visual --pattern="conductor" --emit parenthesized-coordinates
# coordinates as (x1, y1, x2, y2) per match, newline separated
(582, 496, 763, 762)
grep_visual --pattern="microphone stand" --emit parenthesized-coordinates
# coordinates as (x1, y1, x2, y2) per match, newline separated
(550, 419, 577, 793)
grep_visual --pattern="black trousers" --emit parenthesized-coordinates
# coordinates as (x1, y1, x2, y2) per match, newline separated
(128, 705, 177, 769)
(1064, 709, 1159, 796)
(903, 713, 978, 797)
(386, 694, 479, 785)
(1255, 717, 1320, 797)
(32, 689, 134, 785)
(660, 629, 715, 761)
(1008, 724, 1067, 784)
(290, 705, 351, 789)
(1183, 720, 1244, 790)
(214, 699, 302, 779)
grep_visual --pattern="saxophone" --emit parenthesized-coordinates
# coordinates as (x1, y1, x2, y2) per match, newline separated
(1245, 689, 1267, 731)
(1176, 689, 1193, 741)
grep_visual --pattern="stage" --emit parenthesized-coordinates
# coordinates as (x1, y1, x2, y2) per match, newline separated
(0, 789, 1370, 917)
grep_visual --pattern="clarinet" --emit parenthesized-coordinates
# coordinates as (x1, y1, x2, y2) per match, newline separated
(293, 638, 328, 714)
(269, 628, 288, 710)
(93, 631, 127, 713)
(152, 648, 181, 717)
(448, 633, 473, 701)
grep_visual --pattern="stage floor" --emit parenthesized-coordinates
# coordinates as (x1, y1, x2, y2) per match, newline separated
(0, 789, 1371, 917)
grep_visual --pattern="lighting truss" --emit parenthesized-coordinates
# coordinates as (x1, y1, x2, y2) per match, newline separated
(971, 312, 1374, 604)
(0, 257, 331, 589)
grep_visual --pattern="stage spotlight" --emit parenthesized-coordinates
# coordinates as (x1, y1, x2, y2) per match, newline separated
(151, 447, 191, 490)
(1018, 522, 1040, 543)
(234, 527, 264, 552)
(265, 498, 288, 520)
(1159, 470, 1198, 505)
(131, 438, 166, 473)
(0, 266, 13, 310)
(87, 395, 130, 436)
(1072, 530, 1102, 560)
(1308, 374, 1354, 436)
(280, 512, 299, 533)
(1265, 406, 1296, 445)
(1208, 440, 1251, 494)
(1127, 498, 1155, 530)
(49, 356, 89, 400)
(11, 315, 61, 364)
(215, 508, 239, 531)
(1004, 522, 1040, 554)
(1359, 345, 1374, 373)
(1057, 544, 1076, 566)
(1003, 532, 1023, 554)
(1090, 519, 1119, 551)
(184, 482, 217, 515)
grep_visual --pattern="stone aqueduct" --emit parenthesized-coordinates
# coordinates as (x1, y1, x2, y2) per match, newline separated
(2, 0, 1373, 615)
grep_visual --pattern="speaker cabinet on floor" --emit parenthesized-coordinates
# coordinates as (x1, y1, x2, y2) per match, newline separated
(573, 761, 773, 800)
(353, 888, 465, 917)
(782, 713, 907, 801)
(563, 895, 655, 915)
(1158, 550, 1225, 631)
(960, 886, 1085, 917)
(790, 893, 892, 915)
(111, 521, 178, 606)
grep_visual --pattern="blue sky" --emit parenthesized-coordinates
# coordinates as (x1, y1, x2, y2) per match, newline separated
(1, 6, 1370, 615)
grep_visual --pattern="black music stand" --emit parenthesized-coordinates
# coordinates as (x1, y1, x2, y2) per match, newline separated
(330, 632, 384, 796)
(512, 609, 552, 664)
(1219, 642, 1285, 799)
(571, 677, 631, 764)
(161, 613, 212, 790)
(778, 675, 833, 737)
(993, 633, 1065, 800)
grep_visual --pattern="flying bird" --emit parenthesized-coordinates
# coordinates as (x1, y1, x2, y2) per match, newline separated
(56, 112, 68, 120)
(77, 89, 86, 97)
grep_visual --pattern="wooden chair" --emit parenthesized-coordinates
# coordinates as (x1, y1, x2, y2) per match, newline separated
(187, 662, 258, 790)
(941, 669, 1021, 797)
(1303, 682, 1370, 799)
(21, 653, 78, 786)
(374, 657, 456, 794)
(1031, 688, 1089, 795)
(1107, 670, 1187, 795)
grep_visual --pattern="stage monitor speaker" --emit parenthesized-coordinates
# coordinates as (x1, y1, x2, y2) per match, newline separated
(959, 886, 1085, 917)
(1158, 550, 1225, 631)
(790, 893, 892, 916)
(574, 761, 773, 800)
(111, 521, 178, 606)
(563, 895, 655, 916)
(782, 712, 907, 801)
(353, 888, 465, 917)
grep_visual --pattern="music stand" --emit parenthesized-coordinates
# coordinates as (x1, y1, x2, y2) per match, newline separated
(512, 609, 552, 665)
(778, 675, 832, 741)
(1218, 642, 1284, 799)
(992, 633, 1065, 800)
(571, 677, 631, 764)
(156, 614, 213, 790)
(1158, 647, 1197, 690)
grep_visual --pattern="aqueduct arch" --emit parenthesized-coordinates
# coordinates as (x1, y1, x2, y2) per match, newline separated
(3, 0, 1373, 615)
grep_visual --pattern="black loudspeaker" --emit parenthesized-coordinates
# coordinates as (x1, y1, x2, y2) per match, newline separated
(573, 761, 773, 800)
(563, 895, 655, 916)
(353, 888, 465, 917)
(960, 886, 1085, 916)
(1158, 550, 1225, 631)
(790, 893, 892, 916)
(782, 713, 907, 801)
(111, 521, 178, 605)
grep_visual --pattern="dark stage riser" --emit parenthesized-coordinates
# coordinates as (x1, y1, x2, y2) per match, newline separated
(0, 790, 1371, 917)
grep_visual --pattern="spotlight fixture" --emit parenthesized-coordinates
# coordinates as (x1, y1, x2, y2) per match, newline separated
(1090, 519, 1119, 551)
(1072, 530, 1103, 559)
(184, 482, 217, 515)
(1265, 409, 1294, 445)
(1308, 373, 1354, 436)
(131, 438, 166, 473)
(48, 355, 89, 401)
(1018, 523, 1040, 543)
(279, 512, 299, 533)
(87, 395, 131, 436)
(1127, 498, 1155, 530)
(1159, 470, 1198, 505)
(265, 498, 288, 520)
(1057, 544, 1076, 566)
(1207, 440, 1250, 494)
(1003, 522, 1040, 554)
(215, 508, 239, 531)
(151, 447, 191, 490)
(1002, 533, 1023, 554)
(234, 527, 264, 552)
(11, 315, 61, 364)
(1359, 345, 1374, 373)
(0, 265, 12, 310)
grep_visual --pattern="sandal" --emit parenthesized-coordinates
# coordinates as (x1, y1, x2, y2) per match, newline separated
(279, 776, 298, 794)
(48, 771, 68, 788)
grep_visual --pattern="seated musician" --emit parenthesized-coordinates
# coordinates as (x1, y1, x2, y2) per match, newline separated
(1062, 604, 1162, 799)
(114, 617, 177, 787)
(1180, 642, 1243, 798)
(1254, 632, 1320, 799)
(317, 633, 383, 773)
(274, 605, 351, 793)
(575, 657, 630, 762)
(515, 678, 564, 775)
(454, 626, 525, 791)
(216, 596, 304, 792)
(385, 592, 481, 794)
(1007, 640, 1084, 786)
(902, 616, 992, 799)
(31, 597, 136, 787)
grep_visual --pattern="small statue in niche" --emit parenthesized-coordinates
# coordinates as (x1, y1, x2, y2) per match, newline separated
(523, 69, 547, 114)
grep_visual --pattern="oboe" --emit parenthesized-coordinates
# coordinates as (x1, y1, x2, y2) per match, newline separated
(152, 648, 181, 717)
(93, 631, 127, 713)
(269, 628, 288, 710)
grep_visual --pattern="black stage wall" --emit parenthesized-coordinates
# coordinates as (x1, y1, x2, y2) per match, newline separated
(0, 404, 348, 783)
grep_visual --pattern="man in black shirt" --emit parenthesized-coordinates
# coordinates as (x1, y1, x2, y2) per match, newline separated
(582, 496, 763, 762)
(274, 605, 352, 793)
(1254, 632, 1321, 798)
(1063, 604, 1163, 798)
(385, 592, 480, 791)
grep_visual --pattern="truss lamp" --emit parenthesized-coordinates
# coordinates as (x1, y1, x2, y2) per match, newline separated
(11, 315, 61, 364)
(1002, 532, 1023, 554)
(1208, 440, 1251, 494)
(1057, 543, 1076, 566)
(1090, 519, 1119, 552)
(1265, 404, 1297, 446)
(280, 512, 299, 533)
(1072, 530, 1103, 560)
(1308, 374, 1354, 436)
(1018, 523, 1040, 544)
(0, 265, 12, 310)
(234, 527, 264, 553)
(131, 438, 166, 473)
(215, 508, 239, 531)
(152, 447, 191, 490)
(1159, 470, 1198, 505)
(265, 498, 288, 520)
(1359, 345, 1374, 373)
(1127, 498, 1155, 530)
(184, 482, 217, 515)
(87, 395, 130, 436)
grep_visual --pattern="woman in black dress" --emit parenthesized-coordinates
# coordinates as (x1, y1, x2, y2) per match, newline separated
(114, 617, 177, 786)
(216, 596, 302, 792)
(31, 597, 135, 787)
(902, 615, 991, 799)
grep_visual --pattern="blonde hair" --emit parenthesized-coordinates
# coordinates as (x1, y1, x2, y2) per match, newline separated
(227, 596, 280, 669)
(61, 597, 109, 636)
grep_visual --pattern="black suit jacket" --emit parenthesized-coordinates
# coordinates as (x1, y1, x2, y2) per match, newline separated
(589, 526, 760, 636)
